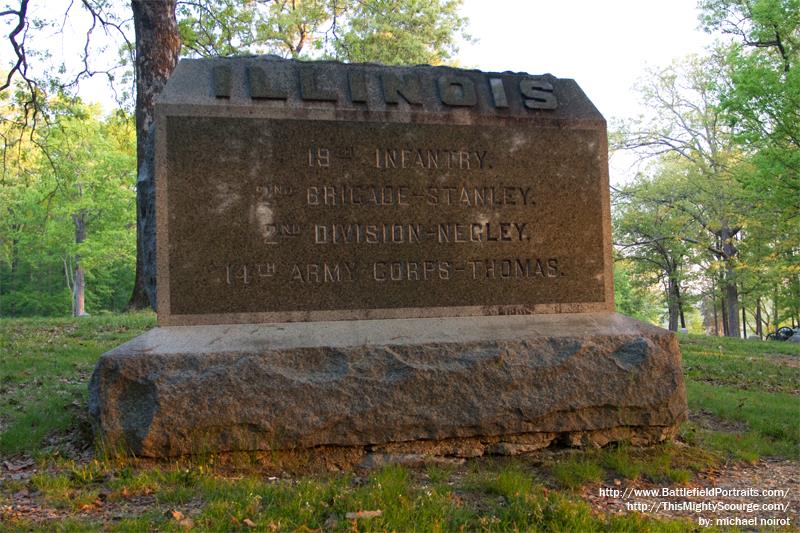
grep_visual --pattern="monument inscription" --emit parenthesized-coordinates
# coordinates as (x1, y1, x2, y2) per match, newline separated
(156, 58, 613, 325)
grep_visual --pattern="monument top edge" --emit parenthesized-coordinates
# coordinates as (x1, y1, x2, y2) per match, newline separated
(177, 54, 563, 80)
(158, 56, 604, 122)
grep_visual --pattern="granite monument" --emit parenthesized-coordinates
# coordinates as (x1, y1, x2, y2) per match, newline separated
(89, 57, 686, 459)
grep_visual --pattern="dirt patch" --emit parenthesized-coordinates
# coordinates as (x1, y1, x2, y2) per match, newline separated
(772, 355, 800, 369)
(689, 409, 748, 433)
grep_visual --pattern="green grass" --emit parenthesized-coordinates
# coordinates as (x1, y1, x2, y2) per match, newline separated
(681, 333, 800, 394)
(1, 457, 696, 531)
(551, 456, 603, 489)
(1, 315, 798, 530)
(0, 313, 155, 455)
(680, 333, 800, 461)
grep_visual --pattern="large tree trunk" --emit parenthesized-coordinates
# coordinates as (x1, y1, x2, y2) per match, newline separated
(711, 280, 719, 336)
(128, 0, 180, 310)
(722, 262, 739, 337)
(721, 292, 729, 336)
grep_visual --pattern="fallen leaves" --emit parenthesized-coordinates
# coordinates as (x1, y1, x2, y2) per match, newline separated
(3, 458, 34, 472)
(169, 509, 195, 529)
(2, 456, 36, 481)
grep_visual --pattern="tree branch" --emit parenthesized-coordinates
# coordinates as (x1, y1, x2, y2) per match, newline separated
(0, 0, 29, 92)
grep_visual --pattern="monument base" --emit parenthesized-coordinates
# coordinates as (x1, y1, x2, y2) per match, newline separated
(89, 313, 686, 458)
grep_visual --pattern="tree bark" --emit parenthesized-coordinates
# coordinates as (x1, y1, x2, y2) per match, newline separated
(741, 302, 747, 338)
(676, 283, 686, 329)
(128, 0, 180, 310)
(756, 298, 763, 339)
(720, 228, 740, 337)
(711, 280, 719, 336)
(721, 292, 729, 336)
(723, 267, 740, 337)
(666, 273, 680, 331)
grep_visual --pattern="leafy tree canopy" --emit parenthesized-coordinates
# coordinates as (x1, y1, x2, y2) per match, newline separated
(177, 0, 469, 64)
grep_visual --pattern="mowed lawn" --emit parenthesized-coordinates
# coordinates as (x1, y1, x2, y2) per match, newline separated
(1, 314, 798, 531)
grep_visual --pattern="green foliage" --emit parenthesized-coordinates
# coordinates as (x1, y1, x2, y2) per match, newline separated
(612, 161, 703, 330)
(331, 0, 468, 64)
(614, 48, 800, 334)
(614, 260, 663, 323)
(0, 98, 136, 317)
(2, 2, 471, 320)
(699, 0, 799, 211)
(177, 0, 469, 65)
(698, 0, 800, 329)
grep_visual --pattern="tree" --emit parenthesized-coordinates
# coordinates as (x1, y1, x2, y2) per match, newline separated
(615, 54, 752, 336)
(176, 0, 466, 63)
(0, 98, 136, 316)
(699, 0, 799, 219)
(613, 167, 697, 331)
(700, 0, 800, 332)
(612, 259, 662, 325)
(129, 0, 180, 309)
(330, 0, 466, 64)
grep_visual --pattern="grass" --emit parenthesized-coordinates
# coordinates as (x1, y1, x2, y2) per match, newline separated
(0, 313, 155, 455)
(680, 333, 800, 461)
(1, 315, 798, 530)
(551, 457, 603, 489)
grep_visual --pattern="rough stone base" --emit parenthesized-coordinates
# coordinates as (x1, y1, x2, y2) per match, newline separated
(88, 313, 687, 458)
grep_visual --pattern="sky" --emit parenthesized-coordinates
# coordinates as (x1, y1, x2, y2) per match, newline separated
(458, 0, 713, 121)
(457, 0, 714, 184)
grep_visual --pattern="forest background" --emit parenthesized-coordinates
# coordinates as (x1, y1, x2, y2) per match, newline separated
(0, 0, 797, 339)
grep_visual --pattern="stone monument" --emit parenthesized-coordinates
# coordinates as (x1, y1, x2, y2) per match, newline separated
(89, 57, 686, 458)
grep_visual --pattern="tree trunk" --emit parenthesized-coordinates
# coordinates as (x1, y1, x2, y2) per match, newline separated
(721, 292, 729, 336)
(741, 302, 747, 338)
(666, 274, 679, 331)
(72, 212, 88, 317)
(128, 0, 181, 310)
(723, 276, 740, 337)
(756, 298, 763, 339)
(676, 283, 686, 329)
(711, 281, 719, 336)
(720, 229, 740, 338)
